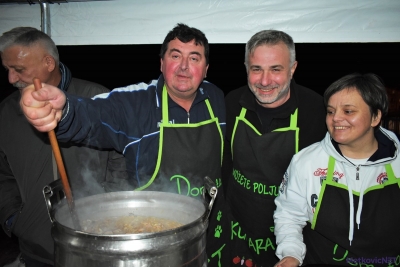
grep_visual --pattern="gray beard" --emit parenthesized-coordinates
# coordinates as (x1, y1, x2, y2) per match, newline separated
(13, 81, 28, 89)
(253, 83, 290, 105)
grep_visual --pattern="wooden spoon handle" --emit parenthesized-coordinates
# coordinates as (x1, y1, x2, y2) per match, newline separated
(33, 78, 81, 230)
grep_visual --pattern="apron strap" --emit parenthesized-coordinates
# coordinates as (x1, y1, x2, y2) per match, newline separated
(231, 108, 256, 157)
(291, 109, 299, 153)
(311, 156, 335, 229)
(239, 107, 247, 119)
(290, 108, 298, 128)
(205, 98, 215, 119)
(272, 108, 299, 153)
(162, 84, 215, 122)
(385, 163, 398, 185)
(326, 156, 336, 185)
(162, 84, 169, 124)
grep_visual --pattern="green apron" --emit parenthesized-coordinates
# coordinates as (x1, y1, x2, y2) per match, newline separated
(221, 107, 299, 266)
(135, 85, 223, 195)
(303, 156, 400, 266)
(135, 85, 225, 266)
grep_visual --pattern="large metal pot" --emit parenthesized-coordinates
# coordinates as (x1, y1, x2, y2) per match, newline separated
(43, 177, 217, 267)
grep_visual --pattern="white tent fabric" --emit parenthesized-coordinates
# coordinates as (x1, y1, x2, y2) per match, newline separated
(0, 0, 399, 45)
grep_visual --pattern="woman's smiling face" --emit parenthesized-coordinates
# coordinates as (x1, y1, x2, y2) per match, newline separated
(326, 87, 381, 151)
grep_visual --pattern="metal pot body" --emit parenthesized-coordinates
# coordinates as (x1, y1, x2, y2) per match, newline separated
(43, 178, 217, 267)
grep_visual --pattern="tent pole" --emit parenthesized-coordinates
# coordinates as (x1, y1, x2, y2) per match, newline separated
(38, 0, 51, 36)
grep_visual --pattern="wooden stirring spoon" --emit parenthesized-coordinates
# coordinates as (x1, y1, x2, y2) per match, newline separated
(33, 78, 81, 230)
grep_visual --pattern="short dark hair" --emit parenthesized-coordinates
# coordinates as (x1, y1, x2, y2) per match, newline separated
(324, 73, 389, 118)
(0, 27, 59, 64)
(159, 23, 209, 65)
(245, 30, 296, 69)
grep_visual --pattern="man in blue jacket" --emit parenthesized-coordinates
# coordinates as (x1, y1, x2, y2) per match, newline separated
(19, 23, 226, 265)
(21, 22, 226, 194)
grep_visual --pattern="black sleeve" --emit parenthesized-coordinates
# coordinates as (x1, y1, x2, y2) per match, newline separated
(297, 87, 327, 150)
(0, 149, 22, 236)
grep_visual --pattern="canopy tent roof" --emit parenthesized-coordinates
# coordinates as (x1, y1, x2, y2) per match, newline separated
(0, 0, 399, 45)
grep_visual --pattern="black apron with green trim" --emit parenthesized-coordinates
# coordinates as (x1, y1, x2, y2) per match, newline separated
(137, 85, 224, 262)
(303, 157, 400, 266)
(134, 86, 224, 265)
(135, 85, 223, 194)
(225, 108, 299, 266)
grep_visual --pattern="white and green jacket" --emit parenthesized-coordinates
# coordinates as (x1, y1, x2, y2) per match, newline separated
(274, 127, 400, 265)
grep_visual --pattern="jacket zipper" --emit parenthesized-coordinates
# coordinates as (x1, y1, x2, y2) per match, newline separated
(356, 165, 360, 180)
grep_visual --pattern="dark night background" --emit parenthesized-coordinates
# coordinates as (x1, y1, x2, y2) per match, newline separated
(0, 43, 400, 263)
(1, 43, 400, 101)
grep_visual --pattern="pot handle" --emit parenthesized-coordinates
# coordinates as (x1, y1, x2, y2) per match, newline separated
(43, 179, 66, 223)
(202, 176, 218, 220)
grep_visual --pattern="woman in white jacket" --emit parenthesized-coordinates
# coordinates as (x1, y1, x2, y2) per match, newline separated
(274, 73, 400, 267)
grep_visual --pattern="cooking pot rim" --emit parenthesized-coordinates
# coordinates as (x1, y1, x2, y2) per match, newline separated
(51, 190, 208, 238)
(44, 177, 217, 237)
(54, 210, 208, 239)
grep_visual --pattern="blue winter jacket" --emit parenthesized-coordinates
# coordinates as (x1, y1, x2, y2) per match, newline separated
(57, 74, 226, 188)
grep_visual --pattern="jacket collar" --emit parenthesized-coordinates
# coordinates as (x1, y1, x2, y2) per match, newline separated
(58, 62, 72, 92)
(330, 127, 397, 163)
(16, 62, 71, 115)
(155, 74, 209, 109)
